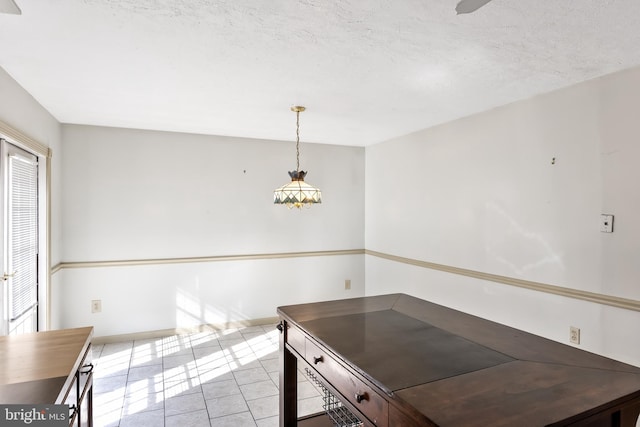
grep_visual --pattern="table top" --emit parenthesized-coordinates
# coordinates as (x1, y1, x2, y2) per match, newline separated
(278, 293, 640, 426)
(0, 327, 93, 404)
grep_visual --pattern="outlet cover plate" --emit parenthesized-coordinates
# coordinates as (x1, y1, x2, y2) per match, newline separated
(91, 300, 102, 313)
(570, 326, 580, 344)
(601, 214, 614, 233)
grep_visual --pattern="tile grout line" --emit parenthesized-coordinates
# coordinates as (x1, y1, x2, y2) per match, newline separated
(162, 340, 167, 427)
(94, 325, 320, 427)
(191, 335, 212, 427)
(240, 328, 268, 426)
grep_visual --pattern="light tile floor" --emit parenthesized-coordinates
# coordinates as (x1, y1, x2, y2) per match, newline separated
(93, 324, 324, 427)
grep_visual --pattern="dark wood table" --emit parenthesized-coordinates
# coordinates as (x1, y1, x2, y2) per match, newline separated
(277, 294, 640, 426)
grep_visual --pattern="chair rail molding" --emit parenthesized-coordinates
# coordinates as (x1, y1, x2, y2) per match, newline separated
(365, 249, 640, 313)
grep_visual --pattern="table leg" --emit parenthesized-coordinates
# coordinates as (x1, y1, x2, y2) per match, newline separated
(621, 400, 640, 427)
(279, 321, 297, 426)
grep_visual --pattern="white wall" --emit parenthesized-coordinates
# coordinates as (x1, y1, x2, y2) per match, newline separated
(0, 67, 62, 329)
(4, 56, 639, 371)
(0, 67, 62, 262)
(0, 67, 61, 155)
(57, 255, 364, 337)
(365, 66, 640, 367)
(58, 124, 365, 337)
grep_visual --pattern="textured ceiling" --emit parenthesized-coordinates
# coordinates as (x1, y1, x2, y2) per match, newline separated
(1, 0, 640, 146)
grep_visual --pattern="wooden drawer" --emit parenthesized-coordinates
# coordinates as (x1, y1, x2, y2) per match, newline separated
(305, 338, 388, 427)
(286, 323, 306, 357)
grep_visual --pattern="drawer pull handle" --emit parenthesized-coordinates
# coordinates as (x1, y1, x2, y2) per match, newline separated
(276, 322, 284, 333)
(313, 356, 323, 365)
(81, 363, 94, 375)
(355, 392, 368, 403)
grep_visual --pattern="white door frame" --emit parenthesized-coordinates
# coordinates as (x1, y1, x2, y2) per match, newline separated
(0, 122, 51, 335)
(2, 140, 39, 334)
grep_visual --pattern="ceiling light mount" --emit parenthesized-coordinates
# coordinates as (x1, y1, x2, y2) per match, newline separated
(0, 0, 22, 15)
(273, 106, 322, 209)
(455, 0, 493, 14)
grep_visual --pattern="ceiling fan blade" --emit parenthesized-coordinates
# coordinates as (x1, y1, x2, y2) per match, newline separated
(0, 0, 21, 15)
(456, 0, 493, 14)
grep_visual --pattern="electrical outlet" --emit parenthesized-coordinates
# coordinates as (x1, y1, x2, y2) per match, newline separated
(91, 300, 102, 313)
(600, 214, 614, 233)
(344, 279, 351, 290)
(570, 326, 580, 344)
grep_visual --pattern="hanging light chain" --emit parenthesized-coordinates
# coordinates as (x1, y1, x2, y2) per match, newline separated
(291, 105, 305, 174)
(295, 109, 300, 172)
(273, 105, 321, 208)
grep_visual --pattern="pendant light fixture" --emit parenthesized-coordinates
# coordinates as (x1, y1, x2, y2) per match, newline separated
(273, 106, 322, 209)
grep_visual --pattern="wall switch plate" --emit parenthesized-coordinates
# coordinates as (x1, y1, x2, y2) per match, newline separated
(344, 279, 351, 290)
(91, 300, 102, 313)
(570, 326, 580, 344)
(600, 214, 614, 233)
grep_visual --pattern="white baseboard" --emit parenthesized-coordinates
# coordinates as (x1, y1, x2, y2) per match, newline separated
(92, 316, 280, 345)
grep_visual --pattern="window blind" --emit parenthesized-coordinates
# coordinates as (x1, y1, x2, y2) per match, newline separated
(7, 150, 38, 321)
